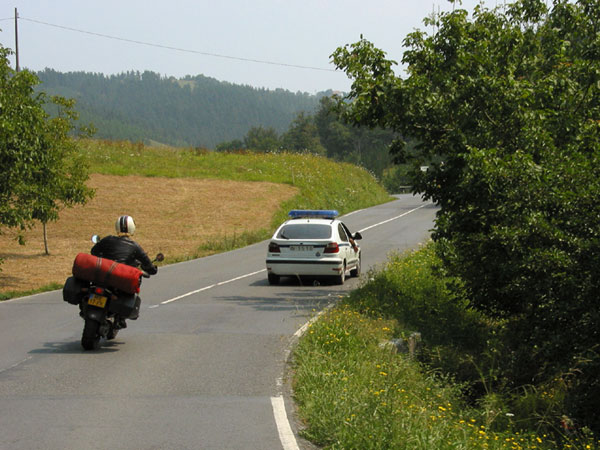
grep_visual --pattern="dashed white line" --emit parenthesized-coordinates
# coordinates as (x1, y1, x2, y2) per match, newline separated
(358, 204, 427, 233)
(159, 269, 266, 305)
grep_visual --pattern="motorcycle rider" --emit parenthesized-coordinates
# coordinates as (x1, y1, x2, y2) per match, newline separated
(90, 215, 158, 325)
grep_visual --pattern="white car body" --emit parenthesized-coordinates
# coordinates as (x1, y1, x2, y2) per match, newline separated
(265, 210, 362, 285)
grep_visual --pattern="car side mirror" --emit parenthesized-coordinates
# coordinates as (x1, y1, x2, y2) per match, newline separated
(91, 235, 101, 244)
(353, 232, 362, 240)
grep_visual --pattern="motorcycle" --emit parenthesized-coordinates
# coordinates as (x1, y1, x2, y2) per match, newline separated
(63, 235, 164, 350)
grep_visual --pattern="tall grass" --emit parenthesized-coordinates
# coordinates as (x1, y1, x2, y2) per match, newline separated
(293, 244, 600, 449)
(77, 139, 392, 228)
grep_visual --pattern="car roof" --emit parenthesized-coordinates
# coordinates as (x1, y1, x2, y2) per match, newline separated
(280, 217, 339, 226)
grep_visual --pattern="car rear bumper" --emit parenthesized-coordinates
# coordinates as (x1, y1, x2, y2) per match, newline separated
(266, 258, 344, 276)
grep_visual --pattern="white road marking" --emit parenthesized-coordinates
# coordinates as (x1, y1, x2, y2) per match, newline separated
(358, 204, 427, 233)
(0, 357, 32, 374)
(342, 208, 364, 217)
(159, 269, 266, 305)
(271, 396, 300, 450)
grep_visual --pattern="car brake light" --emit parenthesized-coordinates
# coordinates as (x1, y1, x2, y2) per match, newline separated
(268, 242, 280, 253)
(94, 287, 104, 295)
(324, 242, 339, 253)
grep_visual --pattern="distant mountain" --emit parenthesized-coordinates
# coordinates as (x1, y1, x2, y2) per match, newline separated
(36, 69, 329, 148)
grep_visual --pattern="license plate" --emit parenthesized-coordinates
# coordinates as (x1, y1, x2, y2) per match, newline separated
(88, 294, 107, 308)
(290, 245, 313, 251)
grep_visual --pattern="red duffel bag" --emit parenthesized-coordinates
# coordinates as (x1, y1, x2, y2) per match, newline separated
(72, 253, 143, 294)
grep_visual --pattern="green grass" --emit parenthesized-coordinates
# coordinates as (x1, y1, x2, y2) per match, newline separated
(0, 282, 64, 301)
(77, 139, 392, 228)
(293, 244, 600, 449)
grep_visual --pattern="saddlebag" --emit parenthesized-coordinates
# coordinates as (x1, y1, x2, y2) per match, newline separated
(62, 276, 88, 305)
(72, 253, 142, 294)
(108, 293, 140, 318)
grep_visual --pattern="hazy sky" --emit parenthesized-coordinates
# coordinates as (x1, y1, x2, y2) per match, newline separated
(1, 1, 496, 93)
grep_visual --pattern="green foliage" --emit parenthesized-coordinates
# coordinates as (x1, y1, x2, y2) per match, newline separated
(332, 0, 600, 432)
(215, 139, 245, 152)
(314, 96, 396, 179)
(381, 165, 412, 193)
(281, 112, 326, 155)
(37, 69, 325, 148)
(294, 245, 600, 448)
(348, 245, 485, 350)
(0, 45, 94, 245)
(243, 126, 280, 152)
(38, 68, 403, 185)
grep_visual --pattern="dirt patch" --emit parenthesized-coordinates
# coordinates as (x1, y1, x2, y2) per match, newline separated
(0, 174, 298, 294)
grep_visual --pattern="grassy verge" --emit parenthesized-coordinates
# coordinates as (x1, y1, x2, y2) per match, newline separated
(0, 283, 64, 302)
(293, 244, 599, 449)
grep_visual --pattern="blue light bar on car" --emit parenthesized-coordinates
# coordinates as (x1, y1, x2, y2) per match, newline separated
(288, 209, 339, 219)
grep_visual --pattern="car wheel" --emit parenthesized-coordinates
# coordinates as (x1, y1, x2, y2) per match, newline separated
(268, 273, 280, 285)
(350, 255, 361, 277)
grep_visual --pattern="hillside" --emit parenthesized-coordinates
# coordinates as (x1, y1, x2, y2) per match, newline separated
(36, 69, 329, 148)
(0, 139, 391, 297)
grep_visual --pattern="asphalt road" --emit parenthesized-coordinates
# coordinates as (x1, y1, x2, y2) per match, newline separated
(0, 194, 437, 450)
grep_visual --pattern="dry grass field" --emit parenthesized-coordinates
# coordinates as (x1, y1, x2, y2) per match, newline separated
(0, 174, 298, 295)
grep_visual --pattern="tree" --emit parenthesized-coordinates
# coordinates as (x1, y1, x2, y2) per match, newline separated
(215, 139, 245, 152)
(243, 126, 280, 152)
(281, 112, 326, 155)
(314, 96, 396, 178)
(0, 45, 94, 255)
(332, 0, 600, 430)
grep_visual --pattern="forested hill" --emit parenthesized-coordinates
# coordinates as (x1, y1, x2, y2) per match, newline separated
(36, 69, 328, 148)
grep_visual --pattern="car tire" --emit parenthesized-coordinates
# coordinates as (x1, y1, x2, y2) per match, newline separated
(335, 263, 346, 285)
(268, 273, 280, 285)
(350, 255, 361, 277)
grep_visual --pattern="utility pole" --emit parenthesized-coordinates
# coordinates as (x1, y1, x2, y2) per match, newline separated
(14, 7, 19, 72)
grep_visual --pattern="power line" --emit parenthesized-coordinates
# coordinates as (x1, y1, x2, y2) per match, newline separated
(19, 16, 337, 73)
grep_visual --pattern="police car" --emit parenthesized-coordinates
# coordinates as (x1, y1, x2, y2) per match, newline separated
(266, 210, 362, 285)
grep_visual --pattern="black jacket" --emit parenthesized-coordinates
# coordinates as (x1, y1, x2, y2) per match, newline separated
(91, 235, 158, 275)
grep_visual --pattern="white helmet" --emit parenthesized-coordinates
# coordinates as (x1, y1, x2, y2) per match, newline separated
(115, 215, 136, 235)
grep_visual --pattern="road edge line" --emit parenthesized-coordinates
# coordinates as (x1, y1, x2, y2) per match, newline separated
(271, 396, 300, 450)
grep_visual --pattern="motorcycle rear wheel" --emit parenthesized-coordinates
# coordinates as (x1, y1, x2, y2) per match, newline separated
(81, 319, 101, 350)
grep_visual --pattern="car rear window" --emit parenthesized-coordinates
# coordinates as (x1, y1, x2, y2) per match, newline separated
(277, 224, 332, 239)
